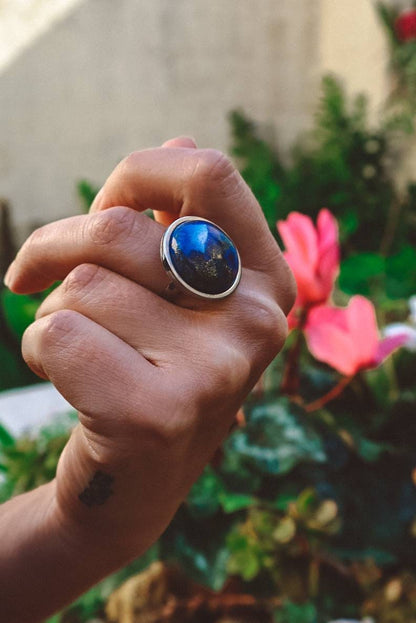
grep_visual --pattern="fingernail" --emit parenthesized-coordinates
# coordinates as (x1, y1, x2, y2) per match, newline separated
(3, 261, 15, 288)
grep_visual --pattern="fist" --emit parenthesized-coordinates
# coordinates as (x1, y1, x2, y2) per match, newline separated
(5, 139, 296, 556)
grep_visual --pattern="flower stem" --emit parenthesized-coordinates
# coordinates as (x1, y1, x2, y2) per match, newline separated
(305, 376, 353, 413)
(280, 309, 308, 396)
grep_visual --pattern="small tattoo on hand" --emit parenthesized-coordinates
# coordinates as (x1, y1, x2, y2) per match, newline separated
(78, 471, 114, 507)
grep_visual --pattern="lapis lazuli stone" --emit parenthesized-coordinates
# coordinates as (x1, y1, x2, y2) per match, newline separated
(168, 220, 239, 295)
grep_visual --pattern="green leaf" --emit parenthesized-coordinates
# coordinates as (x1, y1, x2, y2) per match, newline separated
(228, 109, 283, 231)
(225, 399, 326, 476)
(386, 245, 416, 299)
(0, 423, 15, 448)
(226, 530, 263, 581)
(1, 289, 39, 338)
(355, 436, 391, 462)
(77, 179, 100, 212)
(339, 209, 359, 237)
(187, 466, 224, 518)
(296, 488, 318, 515)
(219, 492, 255, 514)
(273, 492, 298, 511)
(166, 529, 230, 591)
(339, 252, 385, 296)
(274, 600, 318, 623)
(0, 342, 32, 391)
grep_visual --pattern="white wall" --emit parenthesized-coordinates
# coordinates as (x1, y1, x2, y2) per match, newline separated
(319, 0, 389, 123)
(0, 0, 392, 240)
(0, 0, 321, 239)
(0, 0, 85, 72)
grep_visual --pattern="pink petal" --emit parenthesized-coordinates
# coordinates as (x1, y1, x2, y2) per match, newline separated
(305, 305, 359, 376)
(287, 301, 301, 330)
(384, 324, 416, 352)
(374, 333, 408, 365)
(307, 303, 349, 331)
(277, 212, 319, 273)
(346, 296, 379, 368)
(316, 209, 340, 296)
(278, 213, 325, 306)
(317, 209, 338, 250)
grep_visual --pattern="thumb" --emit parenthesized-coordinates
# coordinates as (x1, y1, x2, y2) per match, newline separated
(161, 136, 197, 149)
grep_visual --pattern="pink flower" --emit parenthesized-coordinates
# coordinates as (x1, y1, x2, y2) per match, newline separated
(395, 9, 416, 42)
(277, 209, 340, 328)
(304, 296, 407, 377)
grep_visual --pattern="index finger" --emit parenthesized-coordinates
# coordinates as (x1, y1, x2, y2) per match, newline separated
(91, 147, 281, 274)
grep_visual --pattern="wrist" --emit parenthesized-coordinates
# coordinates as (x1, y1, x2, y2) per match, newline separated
(0, 478, 126, 623)
(52, 424, 183, 563)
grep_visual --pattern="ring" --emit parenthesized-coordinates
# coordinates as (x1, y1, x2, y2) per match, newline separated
(160, 216, 241, 300)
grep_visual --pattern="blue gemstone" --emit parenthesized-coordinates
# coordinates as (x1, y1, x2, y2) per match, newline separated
(168, 220, 239, 295)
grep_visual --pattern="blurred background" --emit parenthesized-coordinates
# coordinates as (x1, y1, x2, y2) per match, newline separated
(1, 2, 416, 623)
(0, 0, 390, 240)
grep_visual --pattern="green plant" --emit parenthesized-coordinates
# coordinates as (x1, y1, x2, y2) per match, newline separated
(377, 1, 416, 131)
(230, 76, 416, 262)
(77, 179, 99, 212)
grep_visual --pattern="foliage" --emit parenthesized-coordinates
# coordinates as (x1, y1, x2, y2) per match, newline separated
(77, 179, 99, 213)
(376, 2, 416, 131)
(0, 287, 41, 391)
(229, 111, 283, 230)
(0, 422, 71, 503)
(230, 76, 416, 267)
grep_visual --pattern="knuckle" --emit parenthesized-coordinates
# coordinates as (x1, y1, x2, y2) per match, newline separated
(266, 305, 289, 356)
(196, 338, 251, 400)
(248, 296, 289, 359)
(39, 309, 81, 351)
(265, 252, 298, 317)
(287, 269, 298, 313)
(63, 263, 103, 299)
(88, 206, 136, 246)
(261, 299, 288, 342)
(187, 149, 238, 192)
(22, 310, 82, 374)
(121, 150, 141, 174)
(20, 224, 49, 260)
(278, 259, 298, 316)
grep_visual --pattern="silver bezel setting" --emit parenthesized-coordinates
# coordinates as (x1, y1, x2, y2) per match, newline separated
(160, 216, 242, 300)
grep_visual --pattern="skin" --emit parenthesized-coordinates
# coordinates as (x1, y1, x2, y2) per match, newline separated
(1, 137, 296, 622)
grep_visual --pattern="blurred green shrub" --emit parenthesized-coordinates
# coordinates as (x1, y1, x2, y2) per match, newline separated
(230, 76, 416, 288)
(77, 179, 99, 213)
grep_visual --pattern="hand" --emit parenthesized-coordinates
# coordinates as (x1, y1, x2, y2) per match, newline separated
(5, 138, 296, 560)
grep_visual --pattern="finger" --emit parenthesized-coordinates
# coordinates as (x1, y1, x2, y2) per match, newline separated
(21, 309, 159, 437)
(155, 137, 198, 226)
(161, 136, 197, 149)
(6, 204, 295, 314)
(35, 264, 195, 363)
(6, 207, 168, 295)
(90, 147, 279, 274)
